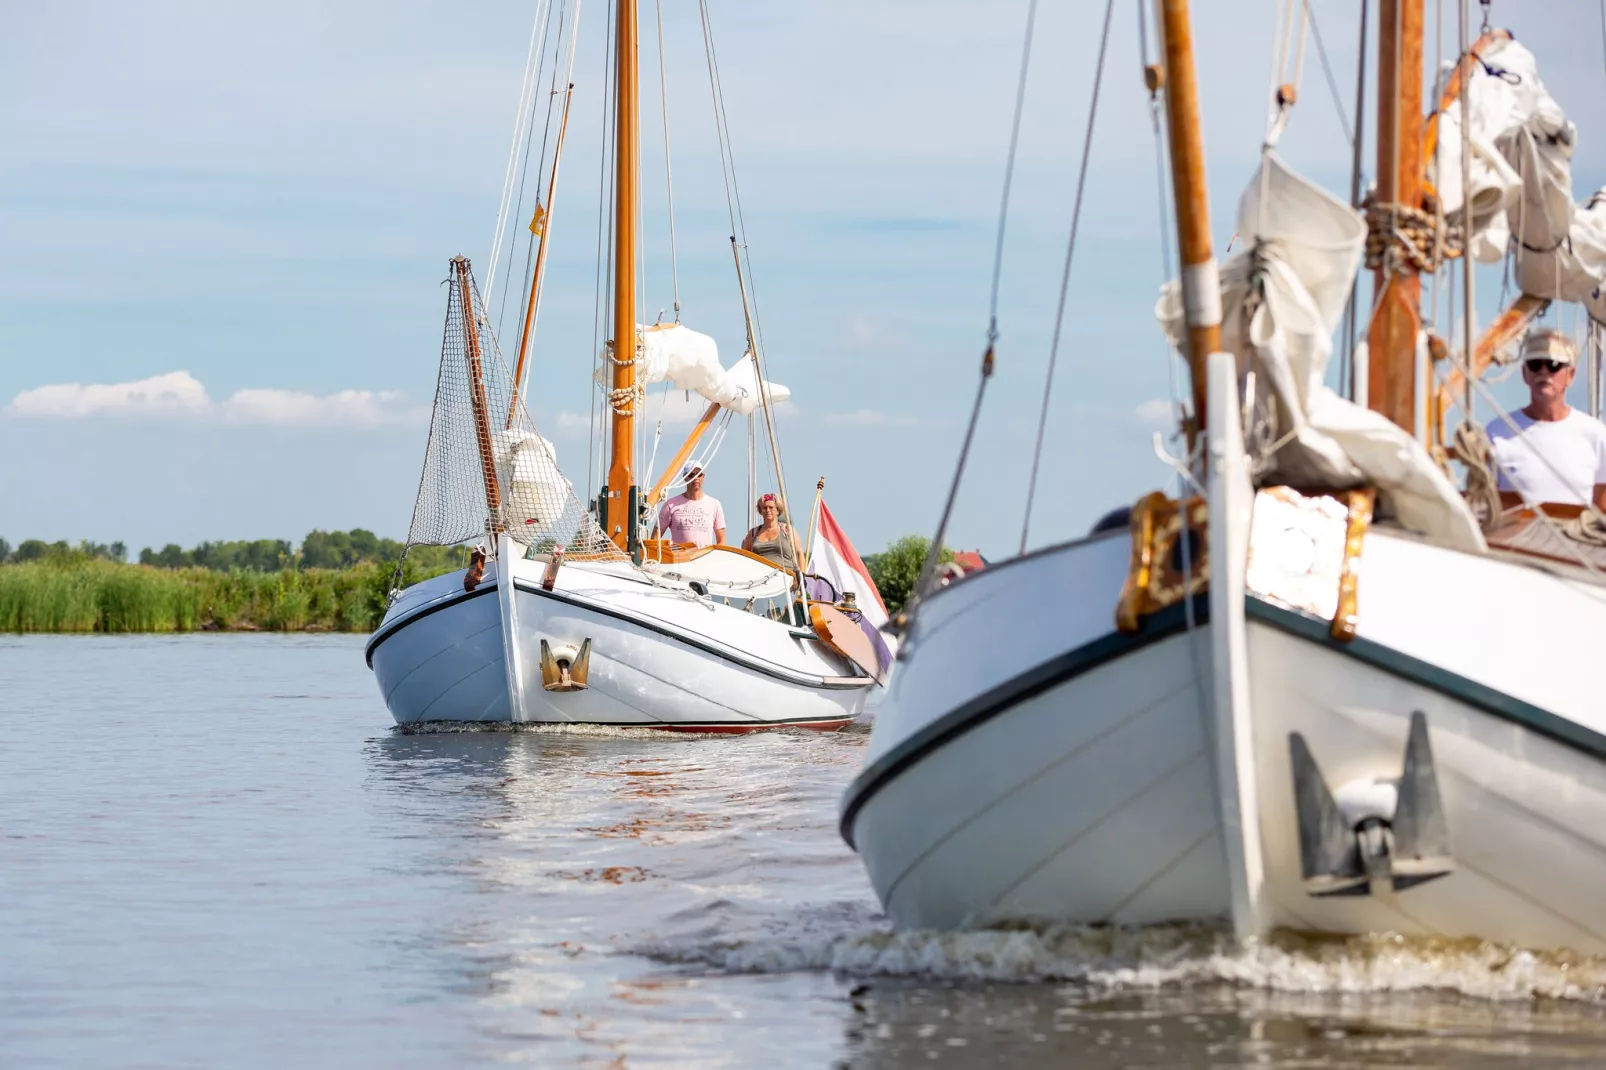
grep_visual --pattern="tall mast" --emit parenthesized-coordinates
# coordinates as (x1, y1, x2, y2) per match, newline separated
(1159, 0, 1220, 438)
(605, 0, 641, 550)
(1366, 0, 1424, 429)
(453, 256, 503, 529)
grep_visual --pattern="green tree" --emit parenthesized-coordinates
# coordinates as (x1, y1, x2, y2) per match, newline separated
(0, 538, 10, 563)
(13, 539, 50, 563)
(864, 534, 953, 616)
(141, 543, 194, 569)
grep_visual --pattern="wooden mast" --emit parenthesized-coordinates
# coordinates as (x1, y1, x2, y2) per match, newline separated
(1159, 0, 1221, 437)
(507, 82, 576, 430)
(453, 256, 503, 528)
(604, 0, 641, 550)
(1366, 0, 1424, 429)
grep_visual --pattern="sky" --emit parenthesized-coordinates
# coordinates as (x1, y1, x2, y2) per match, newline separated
(4, 1, 1605, 559)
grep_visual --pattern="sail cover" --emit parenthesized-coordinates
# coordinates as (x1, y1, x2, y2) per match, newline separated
(1157, 153, 1486, 552)
(1431, 34, 1606, 319)
(608, 324, 791, 415)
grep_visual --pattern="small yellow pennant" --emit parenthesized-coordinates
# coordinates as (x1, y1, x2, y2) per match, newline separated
(528, 202, 547, 236)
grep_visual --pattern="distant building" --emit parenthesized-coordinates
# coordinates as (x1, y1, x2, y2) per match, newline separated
(950, 551, 987, 574)
(936, 550, 988, 586)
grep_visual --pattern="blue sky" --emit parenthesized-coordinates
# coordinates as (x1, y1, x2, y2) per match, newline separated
(3, 1, 1603, 558)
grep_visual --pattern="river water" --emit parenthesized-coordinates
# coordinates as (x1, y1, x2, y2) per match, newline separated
(4, 634, 1606, 1068)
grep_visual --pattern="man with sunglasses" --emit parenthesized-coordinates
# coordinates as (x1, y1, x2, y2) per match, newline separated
(652, 464, 726, 548)
(1485, 328, 1606, 512)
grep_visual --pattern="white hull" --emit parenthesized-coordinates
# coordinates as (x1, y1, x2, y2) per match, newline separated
(368, 554, 871, 730)
(843, 528, 1606, 953)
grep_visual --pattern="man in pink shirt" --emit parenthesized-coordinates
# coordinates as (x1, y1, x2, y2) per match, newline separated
(654, 465, 726, 547)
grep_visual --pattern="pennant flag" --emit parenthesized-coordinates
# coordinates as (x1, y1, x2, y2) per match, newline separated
(807, 499, 895, 673)
(528, 202, 547, 236)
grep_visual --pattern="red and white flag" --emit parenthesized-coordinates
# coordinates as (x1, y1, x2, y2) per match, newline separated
(807, 499, 890, 635)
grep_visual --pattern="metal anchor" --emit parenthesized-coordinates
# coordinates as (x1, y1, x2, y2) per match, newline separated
(1289, 710, 1454, 897)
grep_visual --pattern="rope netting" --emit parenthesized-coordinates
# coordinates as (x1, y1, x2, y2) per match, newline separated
(402, 257, 625, 562)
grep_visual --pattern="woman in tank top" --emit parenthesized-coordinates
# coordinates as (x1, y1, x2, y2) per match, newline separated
(741, 493, 804, 569)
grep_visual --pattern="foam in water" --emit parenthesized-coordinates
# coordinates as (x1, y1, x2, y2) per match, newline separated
(641, 920, 1606, 1003)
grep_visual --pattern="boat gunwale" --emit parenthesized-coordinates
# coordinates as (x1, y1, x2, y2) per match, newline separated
(365, 577, 873, 692)
(839, 596, 1606, 848)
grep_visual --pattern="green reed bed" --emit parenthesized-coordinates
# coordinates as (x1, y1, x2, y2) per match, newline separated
(0, 559, 413, 634)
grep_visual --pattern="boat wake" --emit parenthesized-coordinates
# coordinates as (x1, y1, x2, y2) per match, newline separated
(636, 917, 1606, 1002)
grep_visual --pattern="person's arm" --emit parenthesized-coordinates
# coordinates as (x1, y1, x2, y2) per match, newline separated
(787, 523, 805, 566)
(1593, 483, 1606, 514)
(741, 526, 755, 551)
(652, 501, 671, 541)
(713, 501, 726, 545)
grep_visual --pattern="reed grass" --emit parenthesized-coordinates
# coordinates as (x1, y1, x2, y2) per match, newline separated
(0, 558, 447, 634)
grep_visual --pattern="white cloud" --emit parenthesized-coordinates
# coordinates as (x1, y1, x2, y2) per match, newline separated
(4, 371, 421, 427)
(824, 409, 917, 428)
(218, 388, 415, 427)
(5, 371, 211, 419)
(554, 410, 593, 436)
(1133, 398, 1178, 429)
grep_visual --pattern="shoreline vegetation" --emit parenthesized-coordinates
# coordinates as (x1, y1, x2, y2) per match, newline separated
(0, 531, 949, 635)
(0, 532, 467, 635)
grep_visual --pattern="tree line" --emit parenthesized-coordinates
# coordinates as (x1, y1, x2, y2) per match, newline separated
(0, 528, 961, 613)
(0, 531, 467, 574)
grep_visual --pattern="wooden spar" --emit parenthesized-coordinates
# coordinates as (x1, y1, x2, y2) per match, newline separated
(1366, 0, 1425, 430)
(645, 401, 720, 508)
(1421, 28, 1510, 180)
(1158, 0, 1221, 437)
(605, 0, 641, 549)
(507, 82, 577, 430)
(802, 476, 825, 570)
(1433, 293, 1550, 439)
(453, 256, 503, 525)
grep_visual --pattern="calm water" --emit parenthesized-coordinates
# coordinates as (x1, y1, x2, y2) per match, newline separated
(4, 634, 1606, 1068)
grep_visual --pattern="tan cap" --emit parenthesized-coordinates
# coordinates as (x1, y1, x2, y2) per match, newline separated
(1520, 328, 1578, 367)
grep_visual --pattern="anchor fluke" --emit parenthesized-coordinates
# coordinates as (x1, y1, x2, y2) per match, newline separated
(1389, 710, 1454, 890)
(1289, 711, 1453, 898)
(540, 638, 592, 692)
(1290, 731, 1369, 897)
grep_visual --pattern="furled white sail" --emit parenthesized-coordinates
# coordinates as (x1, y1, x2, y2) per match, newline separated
(1157, 153, 1485, 552)
(608, 323, 790, 416)
(1431, 35, 1606, 319)
(491, 428, 573, 542)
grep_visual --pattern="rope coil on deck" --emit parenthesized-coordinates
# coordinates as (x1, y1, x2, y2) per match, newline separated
(1450, 419, 1502, 531)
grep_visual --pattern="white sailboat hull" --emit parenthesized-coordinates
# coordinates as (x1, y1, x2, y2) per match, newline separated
(368, 557, 871, 730)
(842, 528, 1606, 953)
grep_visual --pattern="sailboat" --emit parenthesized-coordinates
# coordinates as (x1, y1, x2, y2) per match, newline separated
(365, 0, 883, 729)
(842, 0, 1606, 954)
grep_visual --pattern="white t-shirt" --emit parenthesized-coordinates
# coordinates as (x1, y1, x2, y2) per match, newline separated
(1486, 408, 1606, 506)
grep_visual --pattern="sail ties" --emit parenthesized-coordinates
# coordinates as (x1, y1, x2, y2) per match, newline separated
(1362, 194, 1464, 276)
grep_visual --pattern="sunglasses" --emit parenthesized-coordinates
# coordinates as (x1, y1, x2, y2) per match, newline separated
(1526, 358, 1569, 374)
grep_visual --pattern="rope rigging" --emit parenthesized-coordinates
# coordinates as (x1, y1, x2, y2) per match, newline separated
(1018, 0, 1116, 556)
(696, 0, 794, 554)
(655, 0, 681, 320)
(485, 0, 559, 314)
(1303, 0, 1354, 147)
(901, 0, 1039, 623)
